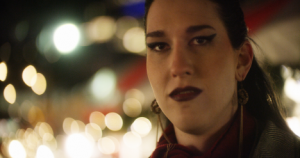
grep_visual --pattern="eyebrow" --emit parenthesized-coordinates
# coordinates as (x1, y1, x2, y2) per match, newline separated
(146, 25, 215, 38)
(186, 25, 215, 33)
(146, 30, 165, 38)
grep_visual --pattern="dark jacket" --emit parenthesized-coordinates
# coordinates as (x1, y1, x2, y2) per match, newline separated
(252, 121, 300, 157)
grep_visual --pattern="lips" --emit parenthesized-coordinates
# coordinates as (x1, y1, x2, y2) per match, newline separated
(169, 86, 202, 102)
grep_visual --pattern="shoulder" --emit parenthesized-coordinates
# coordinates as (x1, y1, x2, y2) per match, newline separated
(252, 121, 300, 158)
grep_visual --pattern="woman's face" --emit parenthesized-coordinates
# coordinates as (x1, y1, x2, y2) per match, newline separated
(146, 0, 240, 133)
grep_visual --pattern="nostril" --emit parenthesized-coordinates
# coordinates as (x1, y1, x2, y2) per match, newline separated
(172, 71, 191, 77)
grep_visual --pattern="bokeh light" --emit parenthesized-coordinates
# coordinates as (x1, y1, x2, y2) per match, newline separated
(65, 133, 94, 158)
(97, 137, 116, 155)
(90, 68, 116, 100)
(63, 117, 74, 135)
(286, 117, 300, 137)
(109, 136, 120, 152)
(123, 98, 142, 117)
(284, 77, 300, 103)
(4, 84, 16, 104)
(123, 132, 142, 149)
(125, 89, 145, 105)
(75, 120, 86, 133)
(24, 128, 40, 150)
(87, 16, 116, 43)
(89, 111, 106, 130)
(42, 133, 57, 149)
(71, 120, 80, 133)
(22, 65, 37, 87)
(31, 73, 47, 95)
(123, 27, 145, 53)
(281, 65, 293, 79)
(115, 16, 139, 39)
(85, 123, 102, 141)
(36, 27, 52, 54)
(5, 119, 19, 134)
(16, 129, 26, 140)
(36, 145, 54, 158)
(0, 62, 7, 81)
(8, 140, 26, 158)
(36, 27, 61, 63)
(131, 117, 152, 137)
(78, 23, 93, 46)
(27, 106, 45, 126)
(105, 112, 123, 131)
(37, 122, 54, 138)
(0, 120, 8, 136)
(1, 136, 10, 157)
(20, 100, 34, 121)
(53, 23, 80, 53)
(42, 133, 54, 142)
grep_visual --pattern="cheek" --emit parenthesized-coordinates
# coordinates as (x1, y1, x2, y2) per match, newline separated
(200, 44, 237, 98)
(211, 38, 236, 78)
(146, 55, 166, 98)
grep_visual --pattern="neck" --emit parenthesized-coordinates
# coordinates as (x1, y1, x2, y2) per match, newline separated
(174, 105, 238, 154)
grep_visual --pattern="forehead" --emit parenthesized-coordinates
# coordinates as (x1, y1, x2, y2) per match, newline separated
(146, 0, 221, 33)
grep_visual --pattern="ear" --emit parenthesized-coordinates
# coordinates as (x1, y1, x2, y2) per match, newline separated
(235, 40, 254, 81)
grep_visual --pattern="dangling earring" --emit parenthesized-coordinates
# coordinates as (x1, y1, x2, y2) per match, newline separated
(238, 82, 249, 106)
(150, 99, 172, 143)
(237, 81, 249, 158)
(151, 99, 161, 114)
(151, 99, 174, 158)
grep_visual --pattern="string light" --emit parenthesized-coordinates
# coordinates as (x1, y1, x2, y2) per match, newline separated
(8, 140, 26, 158)
(22, 65, 37, 87)
(31, 73, 47, 95)
(65, 133, 93, 158)
(105, 112, 123, 131)
(123, 132, 142, 149)
(36, 145, 54, 158)
(123, 98, 142, 117)
(89, 111, 106, 130)
(131, 117, 152, 137)
(0, 62, 7, 81)
(123, 27, 145, 53)
(53, 23, 80, 53)
(4, 84, 16, 104)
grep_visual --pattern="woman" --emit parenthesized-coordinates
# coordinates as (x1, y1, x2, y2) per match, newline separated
(144, 0, 300, 157)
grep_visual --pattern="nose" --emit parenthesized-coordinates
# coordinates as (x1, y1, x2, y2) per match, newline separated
(170, 47, 194, 78)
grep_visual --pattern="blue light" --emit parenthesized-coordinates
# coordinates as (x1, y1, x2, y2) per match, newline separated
(121, 1, 145, 18)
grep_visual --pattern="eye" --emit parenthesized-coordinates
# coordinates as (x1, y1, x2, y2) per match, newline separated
(192, 38, 208, 45)
(190, 34, 216, 46)
(146, 42, 170, 52)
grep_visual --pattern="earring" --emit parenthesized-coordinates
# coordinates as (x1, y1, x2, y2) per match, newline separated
(150, 99, 172, 145)
(238, 81, 248, 158)
(151, 99, 161, 114)
(238, 82, 249, 106)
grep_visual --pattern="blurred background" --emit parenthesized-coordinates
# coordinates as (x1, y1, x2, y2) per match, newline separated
(0, 0, 299, 157)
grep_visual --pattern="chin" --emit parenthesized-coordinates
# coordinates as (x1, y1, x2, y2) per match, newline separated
(172, 117, 206, 135)
(177, 124, 204, 135)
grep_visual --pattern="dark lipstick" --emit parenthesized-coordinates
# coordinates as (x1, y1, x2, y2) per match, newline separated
(169, 86, 202, 102)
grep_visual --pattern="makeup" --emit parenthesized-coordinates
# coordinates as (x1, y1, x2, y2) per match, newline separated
(169, 86, 202, 102)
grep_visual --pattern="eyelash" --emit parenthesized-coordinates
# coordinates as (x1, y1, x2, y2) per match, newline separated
(190, 34, 216, 46)
(146, 42, 169, 52)
(146, 34, 217, 52)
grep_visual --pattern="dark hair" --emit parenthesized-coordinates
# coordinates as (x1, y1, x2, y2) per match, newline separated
(144, 0, 290, 132)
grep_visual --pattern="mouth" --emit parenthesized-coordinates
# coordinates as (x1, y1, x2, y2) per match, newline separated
(169, 86, 202, 102)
